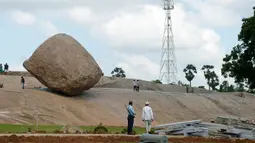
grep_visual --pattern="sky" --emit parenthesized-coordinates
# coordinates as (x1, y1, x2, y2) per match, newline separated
(0, 0, 254, 87)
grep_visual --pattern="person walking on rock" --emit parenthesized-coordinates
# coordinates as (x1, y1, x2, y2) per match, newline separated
(21, 76, 25, 89)
(142, 101, 154, 133)
(126, 101, 136, 135)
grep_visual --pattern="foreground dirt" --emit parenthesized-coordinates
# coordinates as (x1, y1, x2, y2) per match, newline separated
(0, 134, 254, 143)
(0, 74, 255, 127)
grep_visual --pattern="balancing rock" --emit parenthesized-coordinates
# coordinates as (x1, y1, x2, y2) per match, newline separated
(23, 33, 102, 96)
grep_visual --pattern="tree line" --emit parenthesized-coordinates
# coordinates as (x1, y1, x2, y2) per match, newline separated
(110, 7, 255, 93)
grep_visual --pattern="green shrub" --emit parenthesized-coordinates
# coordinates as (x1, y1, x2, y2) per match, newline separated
(93, 123, 108, 134)
(120, 128, 136, 135)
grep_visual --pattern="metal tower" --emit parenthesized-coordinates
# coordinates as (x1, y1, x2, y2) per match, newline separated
(159, 0, 178, 84)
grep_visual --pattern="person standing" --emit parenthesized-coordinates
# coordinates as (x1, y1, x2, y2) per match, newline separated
(136, 80, 140, 92)
(126, 101, 136, 135)
(21, 76, 25, 89)
(142, 101, 154, 133)
(0, 64, 3, 73)
(133, 80, 137, 91)
(4, 63, 9, 75)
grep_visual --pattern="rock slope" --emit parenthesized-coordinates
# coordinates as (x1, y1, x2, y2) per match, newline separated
(0, 74, 254, 127)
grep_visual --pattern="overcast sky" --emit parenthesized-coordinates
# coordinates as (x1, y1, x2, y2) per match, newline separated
(0, 0, 254, 87)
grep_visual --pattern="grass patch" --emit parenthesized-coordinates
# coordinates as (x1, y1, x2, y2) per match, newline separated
(79, 125, 144, 134)
(0, 124, 145, 134)
(0, 124, 62, 133)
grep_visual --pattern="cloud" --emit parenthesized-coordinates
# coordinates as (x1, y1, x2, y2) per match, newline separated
(10, 10, 36, 26)
(5, 0, 253, 86)
(0, 0, 158, 12)
(67, 6, 93, 24)
(181, 0, 255, 27)
(92, 3, 228, 85)
(115, 53, 159, 80)
(37, 20, 58, 37)
(93, 5, 163, 53)
(9, 10, 58, 37)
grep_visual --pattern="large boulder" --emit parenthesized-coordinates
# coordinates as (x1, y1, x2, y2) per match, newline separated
(23, 33, 102, 96)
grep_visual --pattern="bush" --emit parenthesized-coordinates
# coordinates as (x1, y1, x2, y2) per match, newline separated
(120, 128, 136, 135)
(198, 86, 205, 89)
(152, 79, 162, 84)
(53, 130, 64, 134)
(148, 128, 156, 134)
(93, 123, 108, 134)
(34, 130, 46, 133)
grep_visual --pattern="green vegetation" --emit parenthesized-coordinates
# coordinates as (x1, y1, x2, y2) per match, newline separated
(218, 80, 235, 92)
(221, 7, 255, 93)
(0, 124, 145, 134)
(183, 64, 197, 87)
(198, 86, 205, 89)
(201, 65, 219, 91)
(0, 124, 62, 133)
(152, 79, 162, 84)
(111, 67, 126, 78)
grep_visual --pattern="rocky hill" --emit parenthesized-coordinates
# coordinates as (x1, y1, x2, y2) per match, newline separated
(0, 71, 254, 127)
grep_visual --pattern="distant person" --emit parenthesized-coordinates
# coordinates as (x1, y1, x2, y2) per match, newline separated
(133, 80, 137, 91)
(21, 76, 25, 89)
(142, 101, 154, 134)
(4, 63, 9, 75)
(0, 64, 3, 73)
(136, 80, 140, 92)
(4, 63, 8, 72)
(126, 101, 136, 135)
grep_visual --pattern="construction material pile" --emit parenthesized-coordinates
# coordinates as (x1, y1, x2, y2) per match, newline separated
(152, 116, 255, 140)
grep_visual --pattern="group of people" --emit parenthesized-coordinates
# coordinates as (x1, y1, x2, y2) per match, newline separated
(126, 101, 154, 135)
(0, 63, 9, 74)
(133, 79, 140, 92)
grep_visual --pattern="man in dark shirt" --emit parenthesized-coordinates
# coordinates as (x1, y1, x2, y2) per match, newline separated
(4, 63, 9, 75)
(126, 101, 136, 135)
(21, 76, 25, 89)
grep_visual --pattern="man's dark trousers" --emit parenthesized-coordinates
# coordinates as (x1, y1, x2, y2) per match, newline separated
(127, 115, 134, 135)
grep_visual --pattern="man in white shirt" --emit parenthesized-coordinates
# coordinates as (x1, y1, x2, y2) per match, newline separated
(136, 80, 140, 92)
(133, 80, 137, 91)
(142, 101, 154, 133)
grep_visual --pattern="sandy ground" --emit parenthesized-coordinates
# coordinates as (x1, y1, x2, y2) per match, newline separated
(0, 73, 255, 127)
(0, 134, 254, 143)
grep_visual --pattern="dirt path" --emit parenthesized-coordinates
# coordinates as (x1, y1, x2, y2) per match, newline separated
(0, 134, 254, 143)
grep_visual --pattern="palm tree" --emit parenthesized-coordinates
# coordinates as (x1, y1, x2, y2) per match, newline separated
(183, 64, 197, 87)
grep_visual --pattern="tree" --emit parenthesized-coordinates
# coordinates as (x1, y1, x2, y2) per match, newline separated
(183, 64, 197, 87)
(219, 80, 229, 92)
(201, 65, 214, 91)
(152, 79, 162, 84)
(235, 82, 245, 92)
(111, 67, 126, 78)
(219, 81, 236, 92)
(208, 71, 220, 90)
(221, 7, 255, 90)
(198, 86, 205, 89)
(228, 85, 235, 92)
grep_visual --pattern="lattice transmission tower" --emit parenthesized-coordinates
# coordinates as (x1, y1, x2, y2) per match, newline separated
(159, 0, 178, 84)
